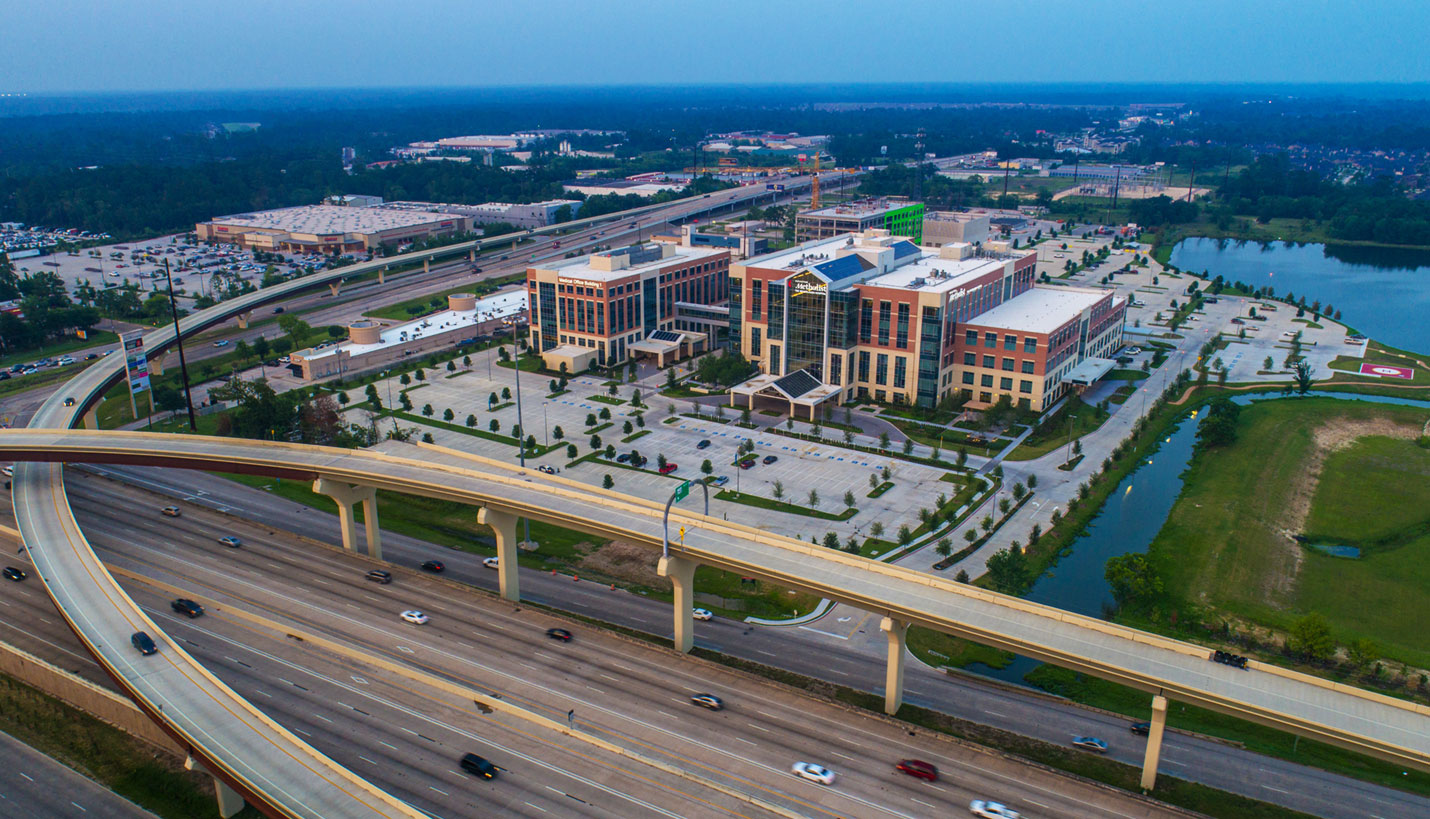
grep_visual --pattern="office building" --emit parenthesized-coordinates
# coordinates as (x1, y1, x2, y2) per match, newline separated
(795, 198, 925, 244)
(729, 231, 1124, 417)
(922, 211, 991, 247)
(525, 243, 731, 372)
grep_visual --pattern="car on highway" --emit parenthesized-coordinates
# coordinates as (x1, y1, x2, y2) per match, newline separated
(3, 566, 27, 582)
(762, 455, 778, 465)
(545, 627, 573, 642)
(63, 397, 76, 406)
(696, 439, 711, 449)
(2, 466, 13, 477)
(160, 506, 181, 517)
(1072, 736, 1108, 753)
(895, 759, 939, 782)
(212, 340, 229, 347)
(57, 356, 75, 366)
(171, 598, 204, 618)
(692, 608, 713, 621)
(366, 569, 393, 584)
(217, 536, 242, 548)
(969, 800, 1020, 818)
(420, 560, 445, 573)
(1130, 721, 1151, 736)
(400, 610, 429, 625)
(790, 762, 835, 785)
(658, 462, 678, 474)
(459, 753, 498, 779)
(482, 556, 499, 570)
(689, 694, 723, 710)
(131, 631, 158, 655)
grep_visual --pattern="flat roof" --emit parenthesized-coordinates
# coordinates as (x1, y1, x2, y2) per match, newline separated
(742, 234, 1018, 296)
(206, 205, 463, 236)
(800, 199, 916, 219)
(303, 289, 526, 362)
(965, 287, 1111, 335)
(543, 244, 727, 283)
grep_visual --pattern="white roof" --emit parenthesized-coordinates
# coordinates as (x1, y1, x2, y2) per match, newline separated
(544, 245, 727, 283)
(206, 205, 462, 236)
(304, 290, 526, 361)
(966, 287, 1112, 334)
(864, 253, 1006, 294)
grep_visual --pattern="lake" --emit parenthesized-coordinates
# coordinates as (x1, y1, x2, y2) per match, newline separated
(1168, 238, 1430, 354)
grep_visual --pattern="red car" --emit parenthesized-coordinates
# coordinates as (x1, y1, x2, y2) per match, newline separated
(895, 759, 938, 782)
(658, 463, 678, 474)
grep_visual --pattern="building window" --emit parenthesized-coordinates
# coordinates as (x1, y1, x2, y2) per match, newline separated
(878, 301, 891, 345)
(894, 356, 906, 389)
(858, 351, 870, 382)
(1000, 377, 1013, 390)
(1004, 334, 1016, 350)
(984, 332, 997, 347)
(751, 279, 763, 320)
(1021, 360, 1034, 374)
(962, 372, 974, 385)
(963, 352, 975, 366)
(750, 326, 761, 357)
(980, 374, 993, 387)
(875, 353, 889, 385)
(982, 355, 994, 368)
(980, 391, 992, 403)
(829, 355, 842, 386)
(965, 329, 978, 345)
(1024, 337, 1037, 353)
(896, 303, 910, 349)
(1020, 380, 1033, 393)
(1001, 357, 1015, 371)
(860, 299, 873, 343)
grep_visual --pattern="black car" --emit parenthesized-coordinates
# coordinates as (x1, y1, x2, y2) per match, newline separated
(171, 598, 204, 618)
(1130, 722, 1151, 736)
(545, 628, 573, 642)
(459, 753, 498, 779)
(696, 440, 711, 449)
(3, 566, 27, 582)
(762, 455, 778, 465)
(421, 560, 445, 573)
(131, 631, 158, 655)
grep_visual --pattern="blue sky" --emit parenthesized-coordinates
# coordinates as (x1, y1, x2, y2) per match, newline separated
(4, 0, 1428, 92)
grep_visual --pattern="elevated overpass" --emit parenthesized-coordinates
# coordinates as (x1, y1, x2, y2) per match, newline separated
(8, 180, 831, 817)
(5, 429, 1429, 799)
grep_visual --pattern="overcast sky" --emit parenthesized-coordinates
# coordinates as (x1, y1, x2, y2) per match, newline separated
(5, 0, 1428, 93)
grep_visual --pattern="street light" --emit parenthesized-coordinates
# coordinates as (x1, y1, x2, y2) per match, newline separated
(511, 334, 530, 546)
(1065, 413, 1079, 466)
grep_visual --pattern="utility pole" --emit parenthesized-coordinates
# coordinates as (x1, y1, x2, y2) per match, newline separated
(1185, 164, 1196, 202)
(511, 335, 531, 545)
(162, 259, 198, 432)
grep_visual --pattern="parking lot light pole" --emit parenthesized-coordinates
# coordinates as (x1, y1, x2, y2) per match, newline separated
(162, 259, 198, 432)
(1065, 414, 1078, 466)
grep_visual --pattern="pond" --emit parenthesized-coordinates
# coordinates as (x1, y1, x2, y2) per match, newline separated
(1168, 237, 1430, 353)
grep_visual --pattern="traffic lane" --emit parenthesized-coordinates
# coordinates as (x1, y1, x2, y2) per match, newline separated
(0, 730, 159, 819)
(138, 590, 782, 819)
(66, 469, 1426, 819)
(77, 487, 1183, 819)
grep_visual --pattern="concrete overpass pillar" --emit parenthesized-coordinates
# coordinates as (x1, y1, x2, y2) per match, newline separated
(185, 754, 246, 818)
(880, 616, 909, 715)
(148, 352, 166, 377)
(1140, 694, 1169, 791)
(235, 311, 252, 330)
(468, 249, 476, 262)
(478, 506, 520, 602)
(328, 281, 342, 297)
(657, 554, 698, 653)
(82, 407, 99, 430)
(377, 266, 386, 284)
(423, 258, 431, 275)
(312, 478, 382, 559)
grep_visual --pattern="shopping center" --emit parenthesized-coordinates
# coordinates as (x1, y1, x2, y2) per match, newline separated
(729, 230, 1126, 416)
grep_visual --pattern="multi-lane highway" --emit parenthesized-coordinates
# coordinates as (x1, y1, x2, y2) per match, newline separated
(3, 471, 1187, 819)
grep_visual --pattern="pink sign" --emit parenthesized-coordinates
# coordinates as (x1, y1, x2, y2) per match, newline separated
(1358, 363, 1414, 380)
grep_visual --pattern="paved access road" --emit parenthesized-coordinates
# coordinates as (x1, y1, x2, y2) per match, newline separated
(19, 465, 1425, 819)
(0, 730, 158, 819)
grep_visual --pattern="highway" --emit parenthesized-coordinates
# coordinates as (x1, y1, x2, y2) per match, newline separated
(21, 465, 1426, 819)
(0, 730, 158, 819)
(6, 471, 1185, 819)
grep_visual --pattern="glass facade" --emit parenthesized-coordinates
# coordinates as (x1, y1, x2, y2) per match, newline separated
(916, 305, 941, 408)
(784, 272, 827, 379)
(642, 279, 658, 335)
(538, 282, 558, 351)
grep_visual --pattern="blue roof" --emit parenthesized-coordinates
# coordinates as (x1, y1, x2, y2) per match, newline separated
(813, 255, 869, 288)
(892, 240, 920, 259)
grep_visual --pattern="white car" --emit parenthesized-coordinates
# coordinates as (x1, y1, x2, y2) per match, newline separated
(692, 608, 713, 621)
(400, 610, 429, 625)
(217, 536, 242, 548)
(790, 762, 835, 785)
(970, 800, 1020, 818)
(483, 556, 499, 570)
(213, 340, 229, 347)
(2, 466, 13, 477)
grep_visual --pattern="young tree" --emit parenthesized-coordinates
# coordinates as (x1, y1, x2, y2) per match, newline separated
(1011, 481, 1027, 501)
(869, 473, 880, 490)
(443, 408, 455, 422)
(463, 355, 472, 367)
(740, 407, 751, 425)
(901, 437, 914, 455)
(422, 403, 434, 417)
(878, 431, 891, 449)
(701, 459, 713, 476)
(399, 392, 413, 411)
(338, 391, 350, 406)
(657, 453, 668, 470)
(566, 443, 578, 459)
(980, 514, 994, 533)
(870, 521, 885, 539)
(586, 412, 598, 428)
(1104, 553, 1163, 609)
(599, 407, 611, 420)
(985, 547, 1029, 594)
(502, 386, 511, 400)
(963, 529, 977, 544)
(897, 525, 913, 546)
(447, 361, 457, 372)
(955, 569, 970, 583)
(465, 413, 477, 427)
(1293, 360, 1315, 394)
(589, 434, 602, 450)
(552, 425, 565, 441)
(604, 444, 615, 459)
(415, 368, 425, 382)
(807, 489, 820, 508)
(881, 465, 892, 483)
(632, 389, 642, 407)
(822, 531, 841, 550)
(603, 474, 615, 489)
(998, 497, 1012, 515)
(1287, 612, 1336, 663)
(525, 434, 537, 451)
(843, 428, 855, 446)
(935, 538, 953, 558)
(635, 414, 645, 428)
(772, 480, 785, 500)
(608, 382, 619, 397)
(490, 419, 500, 433)
(842, 490, 855, 508)
(957, 448, 968, 468)
(1026, 473, 1037, 489)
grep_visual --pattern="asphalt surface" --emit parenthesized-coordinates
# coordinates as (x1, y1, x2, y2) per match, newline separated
(5, 465, 1418, 819)
(0, 473, 1188, 819)
(0, 730, 158, 819)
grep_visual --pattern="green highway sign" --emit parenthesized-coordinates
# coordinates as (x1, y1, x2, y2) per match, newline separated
(673, 480, 691, 503)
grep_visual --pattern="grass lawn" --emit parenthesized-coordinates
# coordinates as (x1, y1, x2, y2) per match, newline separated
(1004, 399, 1110, 461)
(1328, 340, 1430, 387)
(1146, 397, 1430, 668)
(713, 489, 857, 521)
(0, 330, 119, 370)
(587, 394, 628, 406)
(907, 626, 1015, 670)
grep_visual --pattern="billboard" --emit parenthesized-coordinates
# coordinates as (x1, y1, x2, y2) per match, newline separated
(120, 330, 151, 395)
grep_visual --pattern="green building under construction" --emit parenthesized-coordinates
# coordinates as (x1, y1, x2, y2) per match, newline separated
(794, 198, 926, 244)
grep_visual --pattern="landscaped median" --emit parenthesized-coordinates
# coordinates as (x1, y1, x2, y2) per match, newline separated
(714, 489, 857, 521)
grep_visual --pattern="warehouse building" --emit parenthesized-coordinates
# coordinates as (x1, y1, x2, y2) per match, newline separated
(525, 242, 731, 372)
(729, 230, 1124, 416)
(196, 205, 472, 254)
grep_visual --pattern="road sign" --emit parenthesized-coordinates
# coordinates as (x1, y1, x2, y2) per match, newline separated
(673, 480, 691, 503)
